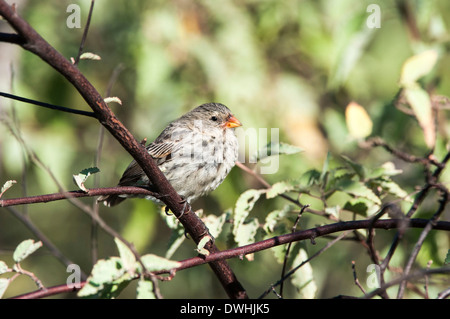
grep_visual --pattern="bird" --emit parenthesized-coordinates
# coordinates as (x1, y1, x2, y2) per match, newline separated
(98, 102, 242, 207)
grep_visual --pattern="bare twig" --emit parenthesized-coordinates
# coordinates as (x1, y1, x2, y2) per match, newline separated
(352, 261, 367, 295)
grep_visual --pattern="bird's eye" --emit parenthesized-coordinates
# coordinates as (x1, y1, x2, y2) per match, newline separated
(210, 116, 218, 122)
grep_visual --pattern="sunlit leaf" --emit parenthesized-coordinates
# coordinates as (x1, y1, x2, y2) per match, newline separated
(290, 249, 317, 299)
(0, 278, 9, 299)
(251, 142, 303, 162)
(140, 254, 182, 272)
(13, 239, 42, 263)
(80, 52, 102, 61)
(104, 96, 123, 105)
(345, 102, 373, 139)
(404, 86, 435, 148)
(0, 180, 16, 198)
(72, 167, 100, 192)
(137, 279, 156, 299)
(400, 50, 438, 87)
(114, 238, 136, 272)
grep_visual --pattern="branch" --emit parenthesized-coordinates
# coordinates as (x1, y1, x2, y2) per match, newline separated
(10, 218, 450, 299)
(0, 1, 247, 299)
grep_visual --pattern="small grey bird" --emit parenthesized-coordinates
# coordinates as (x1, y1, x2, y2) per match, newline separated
(99, 102, 241, 207)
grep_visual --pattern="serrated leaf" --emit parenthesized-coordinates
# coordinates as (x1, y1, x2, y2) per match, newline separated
(0, 278, 9, 299)
(444, 249, 450, 265)
(233, 218, 259, 261)
(1, 180, 16, 197)
(404, 86, 435, 148)
(264, 204, 294, 234)
(140, 254, 181, 272)
(0, 261, 9, 274)
(325, 205, 341, 219)
(13, 239, 42, 263)
(345, 101, 373, 139)
(266, 181, 297, 199)
(202, 210, 230, 239)
(78, 257, 131, 298)
(72, 167, 100, 192)
(290, 249, 317, 299)
(80, 52, 102, 61)
(341, 155, 366, 179)
(251, 142, 303, 162)
(377, 179, 409, 199)
(137, 279, 156, 299)
(114, 238, 136, 272)
(400, 50, 438, 87)
(104, 96, 122, 105)
(336, 179, 381, 205)
(343, 197, 380, 216)
(233, 189, 265, 235)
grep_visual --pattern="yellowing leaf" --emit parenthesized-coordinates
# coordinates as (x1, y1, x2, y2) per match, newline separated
(345, 102, 373, 139)
(400, 50, 438, 87)
(404, 86, 435, 148)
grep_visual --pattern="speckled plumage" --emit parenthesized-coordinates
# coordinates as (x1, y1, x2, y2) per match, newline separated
(99, 103, 241, 207)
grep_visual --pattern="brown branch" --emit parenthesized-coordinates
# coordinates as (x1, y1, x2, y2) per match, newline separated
(11, 218, 450, 299)
(0, 1, 247, 299)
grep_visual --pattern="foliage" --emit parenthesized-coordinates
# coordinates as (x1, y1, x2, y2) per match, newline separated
(1, 0, 450, 299)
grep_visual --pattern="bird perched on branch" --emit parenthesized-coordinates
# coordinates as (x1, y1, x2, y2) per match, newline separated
(98, 102, 242, 207)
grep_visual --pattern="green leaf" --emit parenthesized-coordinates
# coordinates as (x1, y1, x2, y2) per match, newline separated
(78, 257, 131, 298)
(290, 249, 317, 299)
(0, 261, 9, 274)
(340, 155, 366, 179)
(264, 205, 294, 234)
(400, 50, 438, 87)
(72, 167, 100, 192)
(366, 162, 403, 179)
(140, 254, 181, 272)
(266, 181, 297, 199)
(233, 189, 265, 235)
(196, 235, 212, 256)
(114, 238, 136, 272)
(13, 239, 42, 263)
(136, 279, 156, 299)
(1, 180, 16, 198)
(445, 249, 450, 265)
(202, 210, 230, 239)
(335, 179, 381, 205)
(233, 218, 260, 261)
(377, 179, 409, 199)
(404, 86, 435, 148)
(251, 142, 303, 162)
(0, 278, 9, 299)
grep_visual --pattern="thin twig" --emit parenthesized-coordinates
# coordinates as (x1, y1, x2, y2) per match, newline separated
(73, 0, 95, 66)
(352, 261, 367, 295)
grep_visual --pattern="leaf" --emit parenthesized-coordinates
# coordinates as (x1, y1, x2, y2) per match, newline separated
(233, 189, 265, 235)
(202, 210, 230, 239)
(340, 155, 366, 179)
(366, 162, 403, 179)
(80, 52, 102, 61)
(196, 235, 212, 256)
(400, 50, 438, 87)
(251, 142, 303, 162)
(444, 249, 450, 265)
(345, 101, 373, 139)
(136, 279, 156, 299)
(404, 86, 435, 148)
(78, 257, 131, 298)
(114, 238, 136, 272)
(335, 179, 381, 205)
(72, 167, 100, 192)
(290, 249, 317, 299)
(233, 218, 260, 261)
(0, 278, 9, 299)
(104, 96, 123, 105)
(13, 239, 42, 263)
(140, 254, 181, 272)
(1, 180, 16, 198)
(377, 179, 409, 199)
(266, 181, 297, 199)
(264, 204, 294, 234)
(0, 261, 9, 274)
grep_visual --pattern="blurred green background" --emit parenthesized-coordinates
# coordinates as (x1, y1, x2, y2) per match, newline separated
(1, 0, 449, 298)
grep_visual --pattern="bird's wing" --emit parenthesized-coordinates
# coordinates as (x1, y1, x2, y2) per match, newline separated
(117, 140, 174, 186)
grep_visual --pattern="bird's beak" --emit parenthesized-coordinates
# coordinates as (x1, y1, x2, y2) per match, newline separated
(224, 114, 242, 129)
